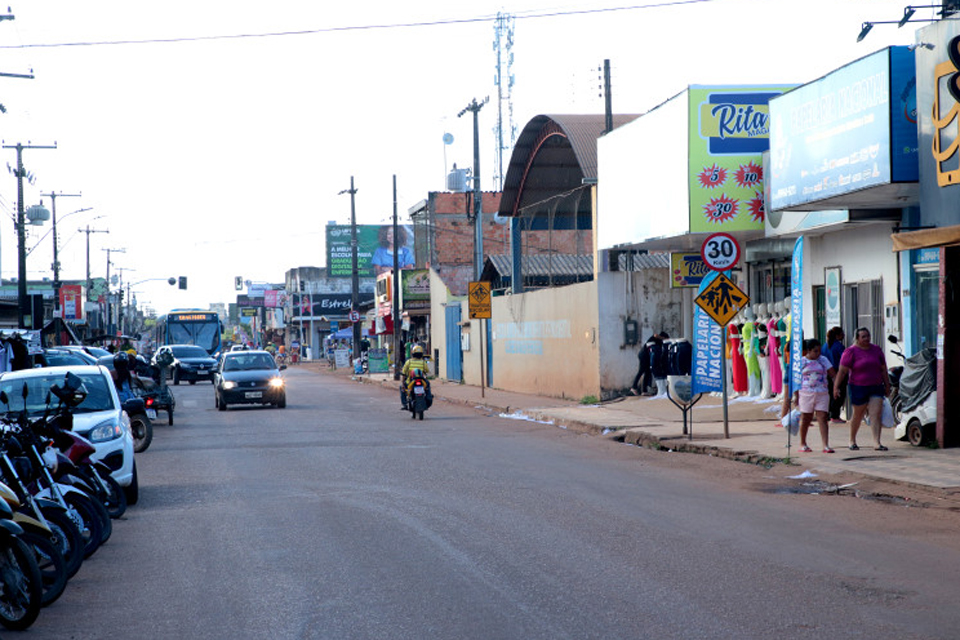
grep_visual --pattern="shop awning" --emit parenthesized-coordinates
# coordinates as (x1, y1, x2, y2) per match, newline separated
(891, 225, 960, 252)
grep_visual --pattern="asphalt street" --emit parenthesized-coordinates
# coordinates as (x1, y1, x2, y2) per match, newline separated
(18, 366, 960, 639)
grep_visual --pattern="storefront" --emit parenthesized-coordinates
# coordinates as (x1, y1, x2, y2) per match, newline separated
(767, 46, 918, 351)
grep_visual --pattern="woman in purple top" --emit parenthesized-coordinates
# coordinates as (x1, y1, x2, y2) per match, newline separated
(833, 327, 891, 451)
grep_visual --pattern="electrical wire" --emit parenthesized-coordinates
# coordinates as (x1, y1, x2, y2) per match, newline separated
(0, 0, 715, 49)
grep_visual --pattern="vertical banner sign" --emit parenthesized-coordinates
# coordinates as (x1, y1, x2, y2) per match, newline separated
(790, 236, 804, 393)
(692, 271, 725, 394)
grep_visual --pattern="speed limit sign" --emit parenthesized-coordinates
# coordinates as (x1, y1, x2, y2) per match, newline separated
(701, 233, 741, 272)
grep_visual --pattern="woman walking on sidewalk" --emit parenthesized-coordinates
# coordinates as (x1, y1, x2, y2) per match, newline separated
(833, 327, 891, 451)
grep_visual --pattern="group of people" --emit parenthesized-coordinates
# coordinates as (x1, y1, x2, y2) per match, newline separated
(793, 326, 891, 453)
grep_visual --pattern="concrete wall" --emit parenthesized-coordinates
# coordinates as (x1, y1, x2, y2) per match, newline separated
(480, 282, 601, 401)
(428, 268, 458, 381)
(803, 222, 900, 360)
(597, 270, 686, 396)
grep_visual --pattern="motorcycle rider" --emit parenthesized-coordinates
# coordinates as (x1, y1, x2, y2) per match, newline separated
(112, 352, 137, 402)
(400, 344, 429, 410)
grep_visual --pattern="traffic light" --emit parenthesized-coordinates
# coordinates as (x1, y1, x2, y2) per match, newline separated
(299, 280, 305, 293)
(235, 276, 243, 290)
(178, 276, 187, 290)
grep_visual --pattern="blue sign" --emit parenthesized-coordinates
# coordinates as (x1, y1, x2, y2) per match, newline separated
(790, 237, 804, 393)
(769, 47, 917, 210)
(692, 271, 725, 394)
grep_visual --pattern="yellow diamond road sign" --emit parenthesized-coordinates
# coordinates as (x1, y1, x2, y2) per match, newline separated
(694, 273, 750, 326)
(468, 281, 492, 319)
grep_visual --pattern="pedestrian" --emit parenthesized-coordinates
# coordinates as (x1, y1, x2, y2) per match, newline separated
(825, 326, 846, 423)
(793, 338, 835, 453)
(651, 332, 670, 396)
(629, 334, 656, 396)
(833, 327, 890, 451)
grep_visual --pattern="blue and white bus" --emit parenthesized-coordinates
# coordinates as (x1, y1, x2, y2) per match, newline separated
(153, 309, 223, 355)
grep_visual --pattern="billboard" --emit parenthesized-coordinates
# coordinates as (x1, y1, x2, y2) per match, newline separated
(326, 224, 415, 278)
(689, 85, 794, 232)
(769, 47, 917, 211)
(59, 284, 84, 322)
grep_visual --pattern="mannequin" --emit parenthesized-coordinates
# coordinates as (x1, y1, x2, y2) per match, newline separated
(756, 303, 771, 398)
(728, 315, 748, 395)
(742, 306, 761, 397)
(778, 296, 792, 390)
(768, 302, 783, 397)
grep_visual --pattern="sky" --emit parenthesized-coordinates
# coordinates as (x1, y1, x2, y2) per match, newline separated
(0, 0, 922, 316)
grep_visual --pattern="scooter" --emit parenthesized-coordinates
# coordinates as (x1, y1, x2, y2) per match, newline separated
(893, 346, 937, 447)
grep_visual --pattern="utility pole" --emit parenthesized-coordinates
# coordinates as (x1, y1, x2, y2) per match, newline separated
(4, 142, 57, 328)
(339, 177, 361, 353)
(458, 97, 489, 281)
(40, 191, 81, 317)
(81, 225, 108, 328)
(103, 248, 125, 335)
(392, 175, 401, 380)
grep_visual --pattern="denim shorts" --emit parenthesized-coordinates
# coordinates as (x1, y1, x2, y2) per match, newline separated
(849, 383, 885, 406)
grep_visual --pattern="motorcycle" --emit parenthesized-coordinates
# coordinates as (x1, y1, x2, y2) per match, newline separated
(894, 346, 937, 447)
(886, 335, 906, 425)
(406, 371, 432, 420)
(123, 397, 154, 454)
(0, 493, 41, 630)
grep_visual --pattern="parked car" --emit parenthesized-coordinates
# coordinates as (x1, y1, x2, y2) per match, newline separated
(152, 344, 218, 385)
(0, 365, 138, 502)
(38, 348, 98, 368)
(61, 345, 111, 359)
(214, 350, 286, 410)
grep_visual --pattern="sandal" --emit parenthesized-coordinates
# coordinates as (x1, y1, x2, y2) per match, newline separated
(823, 447, 835, 453)
(875, 445, 888, 451)
(799, 445, 812, 452)
(848, 444, 859, 451)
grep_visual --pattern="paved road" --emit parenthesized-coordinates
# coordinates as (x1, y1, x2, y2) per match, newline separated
(19, 367, 960, 639)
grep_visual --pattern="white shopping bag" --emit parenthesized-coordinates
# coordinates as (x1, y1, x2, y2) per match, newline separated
(781, 409, 801, 436)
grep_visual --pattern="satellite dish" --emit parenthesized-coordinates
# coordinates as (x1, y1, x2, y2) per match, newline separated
(442, 133, 454, 145)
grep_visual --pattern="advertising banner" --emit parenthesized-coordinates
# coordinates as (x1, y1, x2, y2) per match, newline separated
(768, 47, 916, 211)
(790, 236, 804, 393)
(670, 253, 709, 288)
(691, 271, 725, 395)
(263, 290, 288, 309)
(689, 85, 793, 233)
(401, 269, 430, 308)
(326, 224, 415, 278)
(368, 348, 389, 373)
(59, 284, 84, 322)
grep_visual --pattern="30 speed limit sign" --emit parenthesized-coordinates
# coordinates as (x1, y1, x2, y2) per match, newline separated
(700, 233, 741, 271)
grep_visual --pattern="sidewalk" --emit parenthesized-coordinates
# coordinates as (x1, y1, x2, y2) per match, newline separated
(298, 360, 960, 492)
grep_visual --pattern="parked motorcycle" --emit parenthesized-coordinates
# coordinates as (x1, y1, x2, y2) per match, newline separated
(0, 492, 41, 630)
(894, 346, 937, 447)
(886, 335, 906, 425)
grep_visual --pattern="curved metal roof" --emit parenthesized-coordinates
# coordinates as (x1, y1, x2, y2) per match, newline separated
(497, 114, 640, 218)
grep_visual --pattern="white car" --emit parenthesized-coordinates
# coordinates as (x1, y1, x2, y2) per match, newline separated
(0, 365, 138, 503)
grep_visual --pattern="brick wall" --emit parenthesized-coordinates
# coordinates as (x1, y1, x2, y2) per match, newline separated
(427, 191, 593, 282)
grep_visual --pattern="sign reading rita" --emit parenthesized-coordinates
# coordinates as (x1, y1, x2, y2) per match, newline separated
(688, 85, 794, 234)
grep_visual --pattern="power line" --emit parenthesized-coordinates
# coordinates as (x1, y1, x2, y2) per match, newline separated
(0, 0, 714, 49)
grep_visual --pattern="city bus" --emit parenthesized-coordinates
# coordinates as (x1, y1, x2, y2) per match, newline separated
(153, 309, 223, 355)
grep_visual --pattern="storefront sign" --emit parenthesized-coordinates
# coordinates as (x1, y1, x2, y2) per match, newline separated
(824, 266, 842, 330)
(670, 252, 709, 288)
(368, 348, 389, 373)
(401, 269, 431, 309)
(689, 85, 793, 233)
(768, 47, 917, 211)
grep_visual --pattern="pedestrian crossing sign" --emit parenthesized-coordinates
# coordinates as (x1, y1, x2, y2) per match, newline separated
(694, 273, 749, 326)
